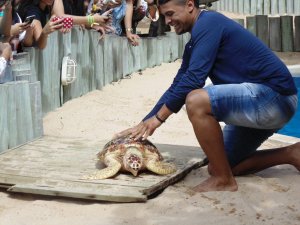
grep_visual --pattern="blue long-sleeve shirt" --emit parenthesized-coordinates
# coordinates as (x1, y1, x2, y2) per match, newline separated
(143, 10, 297, 121)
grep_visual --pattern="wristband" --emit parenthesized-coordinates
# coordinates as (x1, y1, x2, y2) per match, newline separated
(155, 114, 165, 123)
(125, 28, 133, 33)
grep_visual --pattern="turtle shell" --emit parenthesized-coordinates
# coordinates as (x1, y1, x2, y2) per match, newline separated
(98, 135, 163, 161)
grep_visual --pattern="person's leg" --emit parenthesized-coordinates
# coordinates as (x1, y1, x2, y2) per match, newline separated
(232, 142, 300, 175)
(185, 89, 238, 192)
(216, 125, 299, 175)
(187, 83, 298, 192)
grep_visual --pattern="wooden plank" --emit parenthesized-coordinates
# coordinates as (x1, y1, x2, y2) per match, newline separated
(29, 82, 43, 139)
(246, 16, 257, 36)
(103, 35, 114, 85)
(279, 0, 287, 14)
(238, 0, 244, 14)
(295, 0, 300, 14)
(162, 35, 171, 63)
(233, 0, 239, 13)
(264, 0, 271, 14)
(256, 15, 269, 47)
(281, 15, 294, 52)
(9, 180, 147, 203)
(256, 0, 264, 14)
(250, 0, 257, 15)
(139, 38, 148, 70)
(0, 136, 205, 202)
(15, 81, 29, 145)
(286, 0, 294, 14)
(0, 85, 8, 152)
(244, 0, 251, 14)
(147, 37, 157, 68)
(5, 83, 18, 149)
(90, 31, 104, 90)
(295, 16, 300, 52)
(269, 16, 282, 51)
(156, 37, 163, 66)
(271, 0, 279, 15)
(233, 18, 245, 27)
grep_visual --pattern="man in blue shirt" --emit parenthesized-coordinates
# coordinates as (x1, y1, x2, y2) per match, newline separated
(115, 0, 299, 192)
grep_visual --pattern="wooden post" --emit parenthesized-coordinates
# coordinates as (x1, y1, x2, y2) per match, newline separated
(256, 15, 269, 47)
(11, 53, 31, 82)
(0, 85, 8, 152)
(103, 35, 114, 85)
(279, 0, 287, 14)
(163, 35, 171, 63)
(147, 37, 156, 68)
(281, 15, 294, 52)
(233, 18, 245, 27)
(269, 17, 282, 51)
(91, 31, 104, 90)
(220, 0, 225, 11)
(5, 82, 18, 149)
(257, 0, 264, 14)
(264, 0, 271, 14)
(250, 0, 257, 15)
(29, 82, 43, 139)
(156, 37, 163, 66)
(295, 0, 300, 14)
(238, 0, 244, 14)
(244, 0, 251, 14)
(129, 39, 141, 73)
(111, 35, 122, 81)
(271, 0, 279, 15)
(294, 16, 300, 51)
(140, 38, 148, 70)
(246, 16, 257, 36)
(121, 38, 130, 77)
(286, 0, 294, 14)
(233, 0, 239, 13)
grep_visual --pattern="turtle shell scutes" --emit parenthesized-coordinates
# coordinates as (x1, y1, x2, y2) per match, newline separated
(98, 135, 163, 159)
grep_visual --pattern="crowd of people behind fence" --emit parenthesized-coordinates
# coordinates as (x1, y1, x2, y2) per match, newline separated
(0, 0, 160, 83)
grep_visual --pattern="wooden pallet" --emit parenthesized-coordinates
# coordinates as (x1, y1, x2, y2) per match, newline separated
(0, 136, 205, 202)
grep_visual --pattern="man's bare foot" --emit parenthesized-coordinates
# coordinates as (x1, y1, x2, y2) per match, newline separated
(289, 142, 300, 171)
(192, 176, 238, 192)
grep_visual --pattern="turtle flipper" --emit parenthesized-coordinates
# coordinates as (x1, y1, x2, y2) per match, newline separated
(82, 158, 122, 179)
(146, 160, 177, 175)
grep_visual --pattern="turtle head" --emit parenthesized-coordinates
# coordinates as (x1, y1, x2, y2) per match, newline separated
(123, 147, 143, 176)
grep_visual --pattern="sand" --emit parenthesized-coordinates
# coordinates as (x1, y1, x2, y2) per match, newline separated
(1, 56, 300, 225)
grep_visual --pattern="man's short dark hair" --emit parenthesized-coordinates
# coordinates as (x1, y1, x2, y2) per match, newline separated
(158, 0, 200, 7)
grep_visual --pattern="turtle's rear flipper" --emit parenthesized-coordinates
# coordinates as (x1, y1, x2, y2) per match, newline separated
(146, 160, 176, 175)
(82, 163, 122, 180)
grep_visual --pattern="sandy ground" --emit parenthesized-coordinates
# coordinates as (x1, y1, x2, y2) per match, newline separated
(1, 54, 300, 224)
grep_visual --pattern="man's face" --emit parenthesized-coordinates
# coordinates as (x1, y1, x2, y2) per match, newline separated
(159, 0, 194, 35)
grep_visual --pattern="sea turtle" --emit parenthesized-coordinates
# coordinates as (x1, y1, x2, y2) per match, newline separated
(84, 135, 177, 179)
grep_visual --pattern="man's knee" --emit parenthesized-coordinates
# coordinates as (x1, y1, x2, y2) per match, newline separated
(185, 89, 211, 117)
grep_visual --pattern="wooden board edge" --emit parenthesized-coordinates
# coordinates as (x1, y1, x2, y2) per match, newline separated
(7, 183, 147, 203)
(142, 158, 206, 197)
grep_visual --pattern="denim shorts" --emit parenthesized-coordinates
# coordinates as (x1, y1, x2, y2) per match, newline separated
(205, 83, 298, 167)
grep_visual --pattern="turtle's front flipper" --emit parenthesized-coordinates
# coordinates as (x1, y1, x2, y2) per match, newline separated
(82, 158, 122, 180)
(146, 160, 177, 175)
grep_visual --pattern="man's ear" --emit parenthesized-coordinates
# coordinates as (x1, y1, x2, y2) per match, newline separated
(186, 0, 196, 13)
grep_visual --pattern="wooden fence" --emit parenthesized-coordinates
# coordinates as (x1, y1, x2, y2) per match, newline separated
(212, 0, 300, 15)
(0, 29, 190, 152)
(232, 15, 300, 52)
